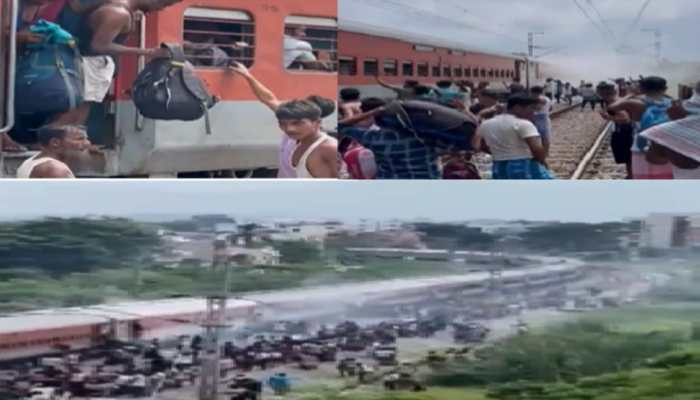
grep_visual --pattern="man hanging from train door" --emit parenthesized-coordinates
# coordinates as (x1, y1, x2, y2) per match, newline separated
(51, 0, 181, 129)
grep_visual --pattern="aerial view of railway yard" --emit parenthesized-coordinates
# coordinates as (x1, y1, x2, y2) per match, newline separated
(1, 181, 700, 400)
(336, 0, 700, 180)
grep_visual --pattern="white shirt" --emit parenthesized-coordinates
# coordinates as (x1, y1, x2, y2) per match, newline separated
(477, 114, 541, 161)
(17, 154, 75, 179)
(546, 81, 557, 94)
(283, 35, 316, 68)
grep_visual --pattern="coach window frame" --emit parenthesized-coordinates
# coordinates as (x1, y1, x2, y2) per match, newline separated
(284, 16, 338, 73)
(182, 8, 256, 69)
(339, 56, 357, 76)
(363, 58, 379, 76)
(417, 62, 429, 77)
(432, 65, 441, 77)
(383, 59, 398, 76)
(402, 61, 414, 76)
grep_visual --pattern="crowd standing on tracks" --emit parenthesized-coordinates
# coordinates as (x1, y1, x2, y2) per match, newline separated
(4, 0, 339, 178)
(337, 75, 700, 180)
(337, 76, 577, 180)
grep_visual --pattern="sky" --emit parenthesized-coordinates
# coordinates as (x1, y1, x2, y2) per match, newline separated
(339, 0, 700, 81)
(2, 181, 700, 223)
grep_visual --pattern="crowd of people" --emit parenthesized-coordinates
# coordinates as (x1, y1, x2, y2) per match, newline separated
(337, 75, 700, 180)
(4, 0, 337, 179)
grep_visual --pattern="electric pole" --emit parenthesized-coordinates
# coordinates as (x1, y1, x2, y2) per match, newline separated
(641, 28, 661, 64)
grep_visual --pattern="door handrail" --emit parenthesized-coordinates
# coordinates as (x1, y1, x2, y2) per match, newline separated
(0, 0, 18, 134)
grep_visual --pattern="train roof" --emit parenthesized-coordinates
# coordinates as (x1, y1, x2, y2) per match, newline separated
(0, 297, 257, 334)
(339, 21, 521, 61)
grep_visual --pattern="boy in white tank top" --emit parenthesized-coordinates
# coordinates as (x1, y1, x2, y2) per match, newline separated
(16, 125, 90, 178)
(275, 100, 338, 179)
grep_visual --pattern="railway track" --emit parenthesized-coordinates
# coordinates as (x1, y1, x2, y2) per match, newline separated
(474, 105, 626, 179)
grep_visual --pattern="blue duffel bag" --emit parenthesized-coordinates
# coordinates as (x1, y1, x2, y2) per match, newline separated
(15, 20, 84, 116)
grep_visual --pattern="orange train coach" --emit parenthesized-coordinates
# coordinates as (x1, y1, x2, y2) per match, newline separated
(0, 0, 338, 177)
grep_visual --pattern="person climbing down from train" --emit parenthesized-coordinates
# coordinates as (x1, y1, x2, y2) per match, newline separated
(374, 76, 420, 100)
(472, 94, 554, 180)
(16, 125, 91, 178)
(339, 88, 362, 119)
(529, 86, 553, 156)
(597, 82, 634, 179)
(49, 0, 181, 128)
(4, 0, 109, 152)
(228, 62, 338, 179)
(608, 76, 675, 179)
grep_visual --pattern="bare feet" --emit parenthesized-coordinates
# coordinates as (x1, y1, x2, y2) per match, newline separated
(1, 132, 27, 152)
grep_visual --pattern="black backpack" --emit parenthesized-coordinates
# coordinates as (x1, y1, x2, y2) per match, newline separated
(132, 43, 217, 133)
(378, 100, 479, 150)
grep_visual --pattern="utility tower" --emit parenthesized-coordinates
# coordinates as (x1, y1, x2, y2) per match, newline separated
(198, 296, 231, 400)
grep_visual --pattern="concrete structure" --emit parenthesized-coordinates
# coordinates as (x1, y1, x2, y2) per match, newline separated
(640, 213, 700, 249)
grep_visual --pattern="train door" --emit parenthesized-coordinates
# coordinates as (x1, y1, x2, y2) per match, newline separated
(0, 0, 18, 175)
(514, 60, 522, 82)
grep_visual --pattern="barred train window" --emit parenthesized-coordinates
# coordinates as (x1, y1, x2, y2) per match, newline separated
(383, 59, 398, 76)
(183, 8, 255, 68)
(285, 16, 338, 72)
(402, 61, 414, 76)
(432, 65, 440, 77)
(364, 59, 378, 76)
(443, 66, 451, 77)
(339, 57, 357, 76)
(454, 66, 463, 78)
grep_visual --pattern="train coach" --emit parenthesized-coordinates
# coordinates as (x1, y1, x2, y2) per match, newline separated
(0, 0, 338, 177)
(338, 29, 550, 99)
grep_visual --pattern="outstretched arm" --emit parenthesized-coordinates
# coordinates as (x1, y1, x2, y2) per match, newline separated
(229, 62, 282, 112)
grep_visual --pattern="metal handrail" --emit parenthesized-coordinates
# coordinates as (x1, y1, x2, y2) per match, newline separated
(0, 0, 18, 134)
(135, 12, 146, 131)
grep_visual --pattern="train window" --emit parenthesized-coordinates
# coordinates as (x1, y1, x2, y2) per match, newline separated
(443, 66, 451, 77)
(432, 65, 441, 77)
(417, 62, 429, 77)
(473, 67, 479, 77)
(454, 66, 463, 78)
(364, 59, 379, 76)
(183, 8, 255, 68)
(284, 16, 338, 72)
(402, 61, 414, 76)
(480, 69, 487, 78)
(339, 57, 357, 76)
(464, 68, 471, 77)
(488, 69, 494, 78)
(383, 59, 398, 76)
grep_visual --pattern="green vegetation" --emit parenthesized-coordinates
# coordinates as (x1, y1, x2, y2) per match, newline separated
(428, 322, 682, 387)
(0, 217, 161, 275)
